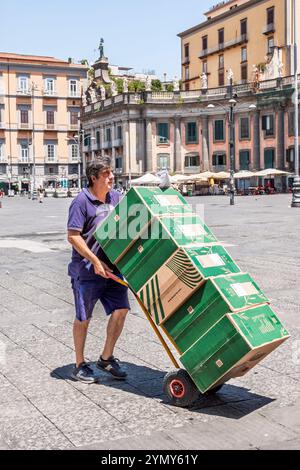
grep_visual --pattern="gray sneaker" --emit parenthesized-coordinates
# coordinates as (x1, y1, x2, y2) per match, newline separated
(71, 363, 99, 384)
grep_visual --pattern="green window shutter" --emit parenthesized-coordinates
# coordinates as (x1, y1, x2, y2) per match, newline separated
(264, 149, 275, 168)
(157, 123, 169, 144)
(239, 150, 250, 170)
(214, 120, 224, 141)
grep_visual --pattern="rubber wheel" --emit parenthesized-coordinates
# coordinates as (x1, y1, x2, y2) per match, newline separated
(205, 384, 224, 396)
(163, 369, 200, 408)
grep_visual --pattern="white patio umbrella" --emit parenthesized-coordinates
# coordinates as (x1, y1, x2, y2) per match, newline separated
(213, 171, 231, 180)
(131, 173, 160, 186)
(254, 169, 291, 177)
(234, 170, 255, 179)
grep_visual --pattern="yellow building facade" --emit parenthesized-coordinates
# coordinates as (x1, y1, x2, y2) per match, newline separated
(0, 53, 88, 193)
(179, 0, 300, 90)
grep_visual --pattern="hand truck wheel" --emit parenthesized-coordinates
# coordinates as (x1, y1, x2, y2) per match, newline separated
(163, 369, 200, 408)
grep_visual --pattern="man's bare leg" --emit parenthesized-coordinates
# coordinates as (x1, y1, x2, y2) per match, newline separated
(73, 319, 91, 367)
(101, 309, 128, 360)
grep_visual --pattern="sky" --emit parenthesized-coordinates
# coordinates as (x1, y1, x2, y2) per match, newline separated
(0, 0, 214, 80)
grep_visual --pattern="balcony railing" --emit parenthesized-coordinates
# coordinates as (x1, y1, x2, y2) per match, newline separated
(263, 23, 275, 35)
(69, 91, 81, 98)
(19, 123, 31, 129)
(199, 34, 248, 58)
(69, 124, 79, 131)
(113, 138, 123, 147)
(44, 156, 58, 163)
(46, 124, 56, 130)
(0, 157, 8, 163)
(103, 141, 112, 149)
(0, 122, 5, 129)
(16, 89, 31, 96)
(43, 89, 57, 97)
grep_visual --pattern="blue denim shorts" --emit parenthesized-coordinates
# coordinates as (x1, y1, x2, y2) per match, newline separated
(72, 276, 130, 322)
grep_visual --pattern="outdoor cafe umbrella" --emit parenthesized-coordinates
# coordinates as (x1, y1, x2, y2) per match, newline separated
(254, 169, 291, 177)
(213, 171, 231, 180)
(131, 173, 160, 186)
(234, 170, 254, 192)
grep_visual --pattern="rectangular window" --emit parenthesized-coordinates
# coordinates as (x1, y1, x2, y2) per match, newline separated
(185, 154, 200, 167)
(241, 18, 247, 36)
(20, 109, 29, 124)
(218, 70, 224, 86)
(21, 144, 29, 163)
(241, 47, 247, 62)
(202, 61, 208, 74)
(157, 123, 170, 144)
(117, 126, 122, 139)
(46, 110, 55, 125)
(241, 64, 248, 82)
(0, 142, 3, 159)
(218, 28, 224, 46)
(184, 44, 189, 61)
(18, 76, 29, 93)
(71, 144, 78, 161)
(264, 148, 275, 168)
(47, 144, 55, 162)
(69, 80, 78, 96)
(240, 117, 250, 139)
(70, 111, 78, 126)
(96, 131, 100, 146)
(106, 128, 112, 142)
(45, 78, 55, 95)
(219, 55, 224, 69)
(213, 153, 226, 166)
(268, 37, 274, 54)
(267, 7, 274, 25)
(262, 115, 274, 136)
(202, 36, 208, 51)
(157, 154, 170, 170)
(288, 112, 300, 135)
(186, 122, 198, 144)
(185, 67, 190, 81)
(116, 156, 123, 170)
(214, 120, 225, 141)
(239, 150, 250, 170)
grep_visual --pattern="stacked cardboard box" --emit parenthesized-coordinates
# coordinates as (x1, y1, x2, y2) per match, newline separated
(94, 187, 289, 393)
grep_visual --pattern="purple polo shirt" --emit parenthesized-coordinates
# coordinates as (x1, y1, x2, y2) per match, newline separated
(67, 188, 122, 281)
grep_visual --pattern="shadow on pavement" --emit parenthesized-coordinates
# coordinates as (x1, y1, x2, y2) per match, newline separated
(51, 363, 274, 419)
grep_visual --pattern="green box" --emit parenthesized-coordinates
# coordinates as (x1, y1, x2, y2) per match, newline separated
(94, 187, 192, 264)
(180, 304, 290, 393)
(163, 273, 269, 354)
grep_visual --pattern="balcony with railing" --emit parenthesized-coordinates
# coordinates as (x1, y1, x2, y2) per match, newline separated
(43, 89, 57, 97)
(199, 34, 248, 58)
(16, 89, 31, 96)
(81, 74, 300, 116)
(113, 138, 123, 147)
(263, 23, 275, 35)
(103, 141, 113, 149)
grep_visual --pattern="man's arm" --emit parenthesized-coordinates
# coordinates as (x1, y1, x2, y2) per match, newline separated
(67, 230, 112, 279)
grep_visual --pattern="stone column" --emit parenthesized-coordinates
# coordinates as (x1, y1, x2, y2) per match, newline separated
(146, 119, 153, 172)
(174, 118, 182, 173)
(100, 126, 105, 158)
(111, 122, 116, 164)
(201, 115, 210, 171)
(277, 107, 285, 170)
(253, 110, 261, 171)
(137, 119, 145, 173)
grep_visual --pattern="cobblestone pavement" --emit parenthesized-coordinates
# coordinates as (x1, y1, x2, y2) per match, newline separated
(0, 194, 299, 450)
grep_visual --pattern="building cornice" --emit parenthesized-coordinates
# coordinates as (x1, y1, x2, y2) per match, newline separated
(178, 0, 265, 38)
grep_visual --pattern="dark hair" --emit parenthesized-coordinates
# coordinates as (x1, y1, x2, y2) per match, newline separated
(86, 157, 112, 187)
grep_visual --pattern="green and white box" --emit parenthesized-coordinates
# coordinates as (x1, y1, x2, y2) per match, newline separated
(94, 187, 192, 264)
(180, 304, 290, 394)
(162, 272, 270, 354)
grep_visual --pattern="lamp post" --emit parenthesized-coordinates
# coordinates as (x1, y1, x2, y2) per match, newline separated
(67, 131, 95, 190)
(207, 92, 256, 206)
(31, 81, 38, 200)
(292, 0, 300, 207)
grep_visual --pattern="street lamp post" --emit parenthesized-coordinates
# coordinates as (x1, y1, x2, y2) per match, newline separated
(292, 0, 300, 208)
(228, 78, 236, 206)
(31, 81, 38, 200)
(67, 131, 95, 190)
(207, 92, 256, 206)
